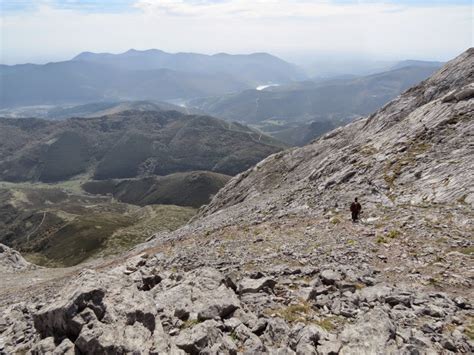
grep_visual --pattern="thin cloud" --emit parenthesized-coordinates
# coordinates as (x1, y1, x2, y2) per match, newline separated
(134, 0, 401, 19)
(0, 1, 472, 64)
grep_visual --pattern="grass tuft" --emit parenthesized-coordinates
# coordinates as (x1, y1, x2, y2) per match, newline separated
(387, 229, 401, 239)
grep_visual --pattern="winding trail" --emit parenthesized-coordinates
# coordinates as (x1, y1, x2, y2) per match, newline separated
(26, 211, 46, 242)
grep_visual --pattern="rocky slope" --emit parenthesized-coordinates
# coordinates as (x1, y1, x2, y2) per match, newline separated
(200, 50, 474, 216)
(0, 49, 473, 354)
(0, 243, 36, 272)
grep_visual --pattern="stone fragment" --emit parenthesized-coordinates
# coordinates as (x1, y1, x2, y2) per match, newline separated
(175, 320, 222, 354)
(53, 338, 75, 355)
(385, 292, 412, 307)
(320, 270, 342, 285)
(339, 309, 395, 354)
(30, 337, 55, 354)
(237, 277, 277, 294)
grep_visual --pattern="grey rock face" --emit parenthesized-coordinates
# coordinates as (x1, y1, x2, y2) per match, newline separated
(0, 243, 36, 272)
(339, 309, 396, 354)
(200, 49, 474, 215)
(175, 320, 222, 354)
(154, 267, 240, 322)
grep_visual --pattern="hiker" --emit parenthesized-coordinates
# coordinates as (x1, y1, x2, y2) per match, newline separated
(350, 198, 362, 222)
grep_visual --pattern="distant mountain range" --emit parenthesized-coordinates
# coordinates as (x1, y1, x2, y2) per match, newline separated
(0, 100, 203, 120)
(73, 49, 305, 85)
(390, 59, 444, 70)
(0, 49, 304, 108)
(296, 56, 444, 77)
(0, 49, 445, 147)
(189, 65, 441, 124)
(189, 64, 442, 145)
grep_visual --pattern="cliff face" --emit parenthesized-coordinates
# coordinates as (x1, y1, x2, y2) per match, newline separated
(0, 49, 473, 354)
(200, 48, 474, 218)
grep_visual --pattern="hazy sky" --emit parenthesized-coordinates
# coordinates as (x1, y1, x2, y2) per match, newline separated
(1, 0, 472, 65)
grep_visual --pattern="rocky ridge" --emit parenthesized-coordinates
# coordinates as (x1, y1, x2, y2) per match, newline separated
(0, 243, 36, 272)
(0, 49, 473, 354)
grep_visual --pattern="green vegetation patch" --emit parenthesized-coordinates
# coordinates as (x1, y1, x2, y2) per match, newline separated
(376, 235, 387, 244)
(103, 205, 196, 255)
(314, 317, 337, 331)
(39, 131, 90, 182)
(465, 318, 474, 340)
(387, 229, 401, 239)
(271, 302, 313, 323)
(32, 213, 134, 267)
(452, 246, 474, 256)
(94, 133, 153, 180)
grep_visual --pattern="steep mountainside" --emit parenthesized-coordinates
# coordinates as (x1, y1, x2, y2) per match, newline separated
(190, 66, 440, 124)
(200, 54, 473, 216)
(0, 50, 472, 354)
(0, 111, 285, 182)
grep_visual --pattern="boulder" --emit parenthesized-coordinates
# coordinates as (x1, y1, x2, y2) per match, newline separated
(154, 268, 240, 321)
(75, 323, 155, 354)
(339, 309, 396, 354)
(320, 270, 343, 285)
(237, 277, 277, 294)
(175, 320, 222, 354)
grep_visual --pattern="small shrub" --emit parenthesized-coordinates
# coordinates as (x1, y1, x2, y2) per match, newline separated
(465, 319, 474, 340)
(267, 302, 313, 323)
(376, 236, 387, 244)
(428, 277, 441, 286)
(315, 318, 336, 331)
(387, 229, 401, 239)
(230, 331, 238, 341)
(280, 303, 312, 322)
(459, 246, 474, 256)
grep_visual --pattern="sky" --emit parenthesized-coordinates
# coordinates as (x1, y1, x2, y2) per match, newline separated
(0, 0, 472, 65)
